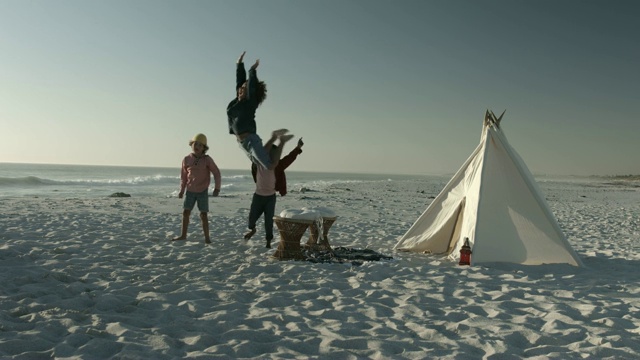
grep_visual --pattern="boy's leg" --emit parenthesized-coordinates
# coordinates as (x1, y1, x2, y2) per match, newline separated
(195, 190, 211, 244)
(244, 193, 261, 240)
(172, 209, 191, 241)
(173, 191, 197, 241)
(245, 194, 269, 240)
(264, 194, 277, 248)
(240, 134, 273, 170)
(200, 212, 211, 244)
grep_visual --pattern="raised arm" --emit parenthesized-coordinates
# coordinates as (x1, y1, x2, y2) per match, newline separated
(236, 51, 247, 91)
(278, 138, 304, 170)
(246, 58, 259, 100)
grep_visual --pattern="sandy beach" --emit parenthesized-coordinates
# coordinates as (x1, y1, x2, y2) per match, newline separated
(1, 176, 639, 359)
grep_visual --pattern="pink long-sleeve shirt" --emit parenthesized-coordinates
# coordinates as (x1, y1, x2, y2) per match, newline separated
(255, 165, 276, 196)
(179, 153, 221, 193)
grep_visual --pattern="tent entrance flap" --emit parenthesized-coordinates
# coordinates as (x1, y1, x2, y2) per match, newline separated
(445, 199, 465, 255)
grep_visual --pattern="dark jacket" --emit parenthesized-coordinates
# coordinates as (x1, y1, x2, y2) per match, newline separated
(252, 147, 303, 196)
(227, 62, 258, 135)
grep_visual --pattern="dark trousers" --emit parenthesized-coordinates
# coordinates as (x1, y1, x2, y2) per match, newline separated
(248, 193, 277, 240)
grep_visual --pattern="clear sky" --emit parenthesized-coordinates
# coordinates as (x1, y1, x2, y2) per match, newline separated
(1, 0, 638, 176)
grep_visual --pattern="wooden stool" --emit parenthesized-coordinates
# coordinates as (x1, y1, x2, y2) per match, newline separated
(272, 216, 313, 260)
(305, 216, 337, 252)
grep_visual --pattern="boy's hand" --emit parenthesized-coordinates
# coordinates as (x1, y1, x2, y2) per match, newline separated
(178, 191, 184, 199)
(212, 189, 220, 197)
(297, 137, 304, 149)
(250, 59, 260, 70)
(237, 51, 246, 63)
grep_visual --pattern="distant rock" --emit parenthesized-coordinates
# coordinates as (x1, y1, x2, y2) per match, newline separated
(109, 192, 131, 198)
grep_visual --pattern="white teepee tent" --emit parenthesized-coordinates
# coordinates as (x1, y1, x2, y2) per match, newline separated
(394, 110, 583, 267)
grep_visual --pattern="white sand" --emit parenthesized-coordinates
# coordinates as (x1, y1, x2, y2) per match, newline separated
(1, 178, 639, 359)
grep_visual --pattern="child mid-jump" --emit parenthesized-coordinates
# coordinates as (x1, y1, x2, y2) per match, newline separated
(227, 51, 294, 171)
(172, 133, 222, 244)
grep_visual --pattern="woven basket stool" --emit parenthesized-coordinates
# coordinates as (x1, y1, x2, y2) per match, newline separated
(305, 216, 337, 252)
(272, 216, 313, 260)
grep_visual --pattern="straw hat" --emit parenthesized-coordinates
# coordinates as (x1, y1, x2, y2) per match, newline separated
(189, 133, 209, 150)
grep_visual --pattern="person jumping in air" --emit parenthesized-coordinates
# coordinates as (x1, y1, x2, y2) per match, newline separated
(173, 133, 221, 244)
(226, 51, 293, 170)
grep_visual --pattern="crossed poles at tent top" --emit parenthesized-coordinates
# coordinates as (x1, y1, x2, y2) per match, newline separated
(484, 109, 506, 128)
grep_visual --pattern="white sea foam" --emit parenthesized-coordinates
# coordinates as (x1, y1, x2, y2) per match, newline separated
(0, 163, 424, 199)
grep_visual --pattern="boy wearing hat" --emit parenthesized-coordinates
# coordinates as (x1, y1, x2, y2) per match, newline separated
(172, 133, 222, 244)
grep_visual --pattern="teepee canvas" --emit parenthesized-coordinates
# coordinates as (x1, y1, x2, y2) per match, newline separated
(394, 110, 582, 266)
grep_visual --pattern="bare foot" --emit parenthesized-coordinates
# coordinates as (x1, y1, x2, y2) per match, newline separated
(272, 128, 289, 137)
(244, 229, 256, 240)
(171, 236, 186, 241)
(279, 134, 294, 143)
(266, 239, 272, 248)
(205, 238, 212, 244)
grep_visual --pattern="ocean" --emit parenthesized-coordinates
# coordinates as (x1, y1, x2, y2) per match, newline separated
(0, 162, 437, 199)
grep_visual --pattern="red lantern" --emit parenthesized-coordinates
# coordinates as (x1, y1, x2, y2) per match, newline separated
(459, 237, 472, 266)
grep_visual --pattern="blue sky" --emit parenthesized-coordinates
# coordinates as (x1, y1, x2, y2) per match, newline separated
(1, 0, 638, 176)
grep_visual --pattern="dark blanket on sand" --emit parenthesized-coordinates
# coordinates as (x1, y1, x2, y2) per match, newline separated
(303, 247, 393, 265)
